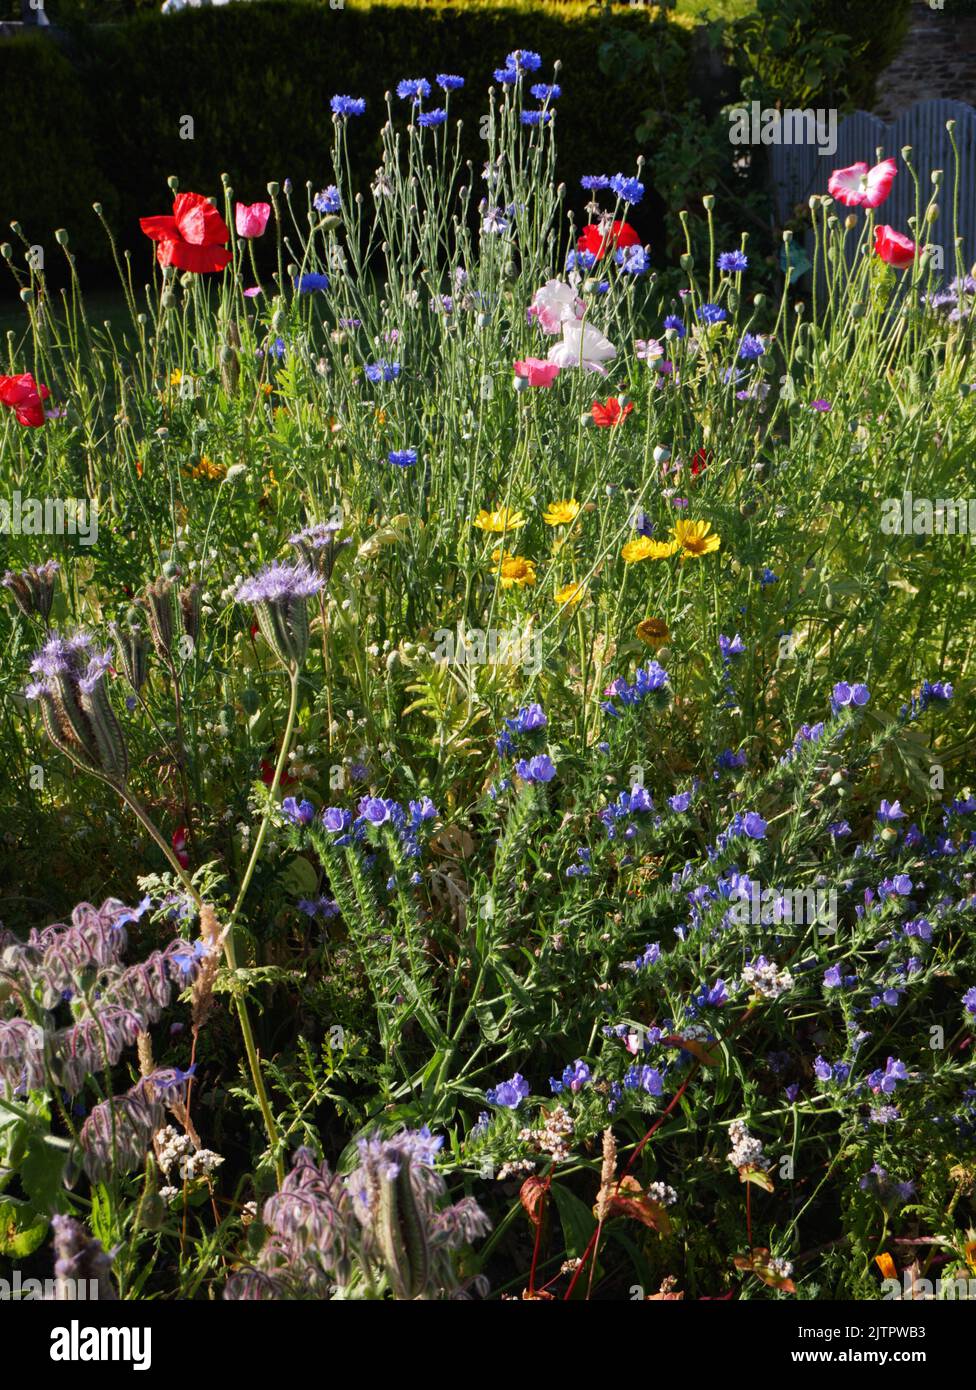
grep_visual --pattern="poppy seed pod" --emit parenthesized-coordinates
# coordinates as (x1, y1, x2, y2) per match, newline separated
(3, 558, 59, 622)
(235, 562, 324, 668)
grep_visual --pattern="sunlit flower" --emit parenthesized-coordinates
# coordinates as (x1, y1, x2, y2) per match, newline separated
(492, 551, 537, 588)
(671, 518, 721, 559)
(591, 397, 633, 428)
(474, 507, 526, 533)
(622, 536, 679, 563)
(554, 582, 585, 606)
(543, 500, 580, 526)
(636, 617, 670, 646)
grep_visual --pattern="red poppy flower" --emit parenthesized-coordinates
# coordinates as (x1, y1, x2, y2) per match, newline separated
(0, 372, 50, 427)
(260, 757, 297, 788)
(577, 220, 641, 262)
(591, 397, 633, 428)
(171, 826, 190, 870)
(690, 447, 711, 478)
(140, 192, 232, 274)
(873, 225, 918, 271)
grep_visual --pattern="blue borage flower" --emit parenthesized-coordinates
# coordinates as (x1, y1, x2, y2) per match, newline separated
(313, 186, 341, 214)
(330, 94, 366, 118)
(364, 360, 401, 383)
(717, 250, 749, 272)
(396, 77, 431, 103)
(609, 172, 644, 205)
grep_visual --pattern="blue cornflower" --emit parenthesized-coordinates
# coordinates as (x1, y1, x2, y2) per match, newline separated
(581, 174, 610, 190)
(313, 186, 341, 215)
(520, 110, 552, 126)
(295, 272, 329, 293)
(493, 67, 520, 85)
(388, 448, 417, 467)
(717, 250, 749, 272)
(504, 49, 542, 72)
(365, 360, 401, 383)
(530, 83, 561, 101)
(330, 95, 366, 118)
(738, 333, 765, 359)
(609, 172, 644, 205)
(615, 245, 651, 276)
(759, 567, 778, 587)
(418, 108, 447, 128)
(436, 73, 465, 91)
(565, 248, 596, 272)
(396, 78, 431, 103)
(697, 303, 727, 325)
(663, 314, 686, 337)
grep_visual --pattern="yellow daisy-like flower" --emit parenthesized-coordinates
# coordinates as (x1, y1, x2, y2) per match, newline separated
(554, 581, 585, 607)
(475, 506, 526, 534)
(543, 499, 581, 527)
(493, 551, 537, 588)
(169, 369, 184, 387)
(622, 536, 680, 564)
(636, 617, 670, 646)
(672, 518, 721, 559)
(185, 455, 226, 482)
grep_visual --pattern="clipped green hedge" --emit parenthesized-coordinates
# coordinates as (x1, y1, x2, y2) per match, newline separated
(1, 0, 695, 279)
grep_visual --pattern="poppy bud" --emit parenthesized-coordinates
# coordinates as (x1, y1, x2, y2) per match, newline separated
(513, 374, 528, 393)
(267, 182, 280, 198)
(55, 228, 69, 247)
(702, 194, 715, 211)
(167, 176, 179, 191)
(20, 288, 33, 303)
(679, 253, 694, 270)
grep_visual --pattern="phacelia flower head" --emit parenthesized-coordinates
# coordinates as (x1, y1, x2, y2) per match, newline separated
(235, 562, 323, 667)
(26, 630, 128, 784)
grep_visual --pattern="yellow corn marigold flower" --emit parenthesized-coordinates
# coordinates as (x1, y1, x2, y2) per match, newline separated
(672, 518, 721, 559)
(169, 369, 183, 386)
(554, 581, 585, 607)
(622, 536, 680, 564)
(186, 455, 226, 482)
(475, 506, 526, 533)
(493, 552, 536, 588)
(636, 617, 670, 646)
(543, 499, 581, 526)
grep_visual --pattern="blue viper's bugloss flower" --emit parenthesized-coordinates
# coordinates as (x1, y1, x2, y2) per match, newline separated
(581, 174, 610, 190)
(486, 1072, 529, 1108)
(388, 448, 417, 468)
(436, 73, 465, 91)
(282, 797, 315, 826)
(963, 988, 976, 1016)
(669, 791, 693, 813)
(831, 680, 870, 713)
(697, 302, 727, 325)
(550, 1059, 591, 1094)
(663, 314, 686, 337)
(743, 812, 767, 839)
(514, 753, 556, 783)
(738, 333, 765, 359)
(610, 173, 644, 205)
(322, 806, 352, 835)
(418, 108, 448, 128)
(877, 799, 906, 823)
(365, 360, 401, 383)
(396, 77, 431, 102)
(295, 273, 329, 293)
(313, 186, 341, 215)
(530, 83, 561, 101)
(717, 250, 749, 272)
(719, 633, 746, 659)
(330, 95, 366, 118)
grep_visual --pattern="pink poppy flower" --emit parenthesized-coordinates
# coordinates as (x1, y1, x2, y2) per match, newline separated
(514, 357, 560, 387)
(235, 201, 272, 239)
(874, 224, 918, 270)
(529, 280, 584, 335)
(827, 159, 897, 209)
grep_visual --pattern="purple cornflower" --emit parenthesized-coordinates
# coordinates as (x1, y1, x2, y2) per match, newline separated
(738, 334, 765, 359)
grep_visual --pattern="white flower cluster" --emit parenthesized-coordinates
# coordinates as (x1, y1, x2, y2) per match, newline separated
(726, 1119, 767, 1170)
(162, 0, 249, 13)
(646, 1181, 678, 1207)
(741, 956, 794, 1000)
(155, 1125, 225, 1182)
(768, 1256, 794, 1278)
